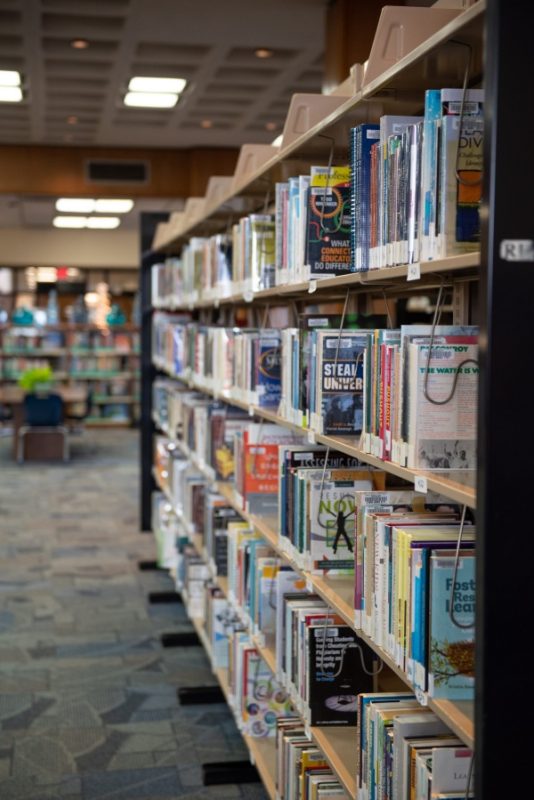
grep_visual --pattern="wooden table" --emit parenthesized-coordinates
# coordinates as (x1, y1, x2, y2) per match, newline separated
(0, 386, 88, 460)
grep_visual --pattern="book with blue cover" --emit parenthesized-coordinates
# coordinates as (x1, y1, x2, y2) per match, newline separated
(429, 550, 475, 699)
(314, 330, 370, 435)
(254, 332, 282, 407)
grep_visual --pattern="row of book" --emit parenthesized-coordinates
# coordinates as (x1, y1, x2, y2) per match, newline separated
(357, 693, 473, 800)
(154, 438, 474, 800)
(152, 413, 475, 704)
(151, 88, 484, 309)
(277, 718, 350, 799)
(151, 471, 474, 794)
(153, 314, 479, 471)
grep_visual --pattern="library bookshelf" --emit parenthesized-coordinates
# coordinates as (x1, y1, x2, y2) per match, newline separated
(141, 1, 533, 797)
(0, 323, 140, 427)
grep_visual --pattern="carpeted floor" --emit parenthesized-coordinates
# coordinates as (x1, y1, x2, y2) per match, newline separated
(0, 429, 267, 800)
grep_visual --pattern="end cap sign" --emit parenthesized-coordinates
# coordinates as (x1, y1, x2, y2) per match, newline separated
(500, 240, 534, 262)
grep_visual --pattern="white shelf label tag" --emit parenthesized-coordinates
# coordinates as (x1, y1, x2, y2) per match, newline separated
(308, 280, 317, 294)
(248, 405, 255, 418)
(407, 263, 421, 281)
(305, 576, 313, 593)
(243, 290, 254, 303)
(307, 430, 316, 444)
(414, 476, 428, 494)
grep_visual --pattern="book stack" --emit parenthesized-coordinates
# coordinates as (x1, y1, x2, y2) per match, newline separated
(357, 692, 473, 799)
(277, 717, 349, 799)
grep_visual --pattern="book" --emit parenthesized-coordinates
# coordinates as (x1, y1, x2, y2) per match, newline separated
(429, 550, 475, 699)
(305, 165, 352, 278)
(306, 624, 374, 726)
(313, 329, 370, 435)
(438, 114, 484, 257)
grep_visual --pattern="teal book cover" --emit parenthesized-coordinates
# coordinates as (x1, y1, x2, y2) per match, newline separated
(429, 551, 475, 699)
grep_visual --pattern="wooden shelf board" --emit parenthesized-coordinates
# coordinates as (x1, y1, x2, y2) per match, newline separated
(93, 396, 136, 404)
(167, 252, 480, 313)
(309, 726, 357, 800)
(85, 418, 131, 427)
(1, 349, 67, 356)
(428, 698, 474, 750)
(244, 736, 277, 800)
(251, 633, 276, 676)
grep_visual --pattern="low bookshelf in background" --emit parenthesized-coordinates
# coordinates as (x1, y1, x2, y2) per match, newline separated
(0, 324, 140, 428)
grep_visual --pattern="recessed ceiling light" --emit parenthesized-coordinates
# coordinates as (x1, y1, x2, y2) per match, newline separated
(86, 216, 121, 229)
(124, 91, 178, 108)
(265, 121, 277, 131)
(56, 198, 95, 213)
(71, 38, 90, 50)
(0, 70, 21, 86)
(67, 115, 78, 124)
(200, 119, 213, 129)
(255, 48, 273, 59)
(94, 199, 134, 213)
(53, 216, 87, 229)
(0, 86, 22, 103)
(128, 76, 187, 94)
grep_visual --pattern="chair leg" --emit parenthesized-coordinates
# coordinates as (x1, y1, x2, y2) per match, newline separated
(17, 429, 26, 463)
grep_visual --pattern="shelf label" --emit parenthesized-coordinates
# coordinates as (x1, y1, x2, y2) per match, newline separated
(407, 263, 421, 281)
(248, 405, 255, 418)
(414, 475, 428, 494)
(307, 430, 316, 444)
(243, 290, 254, 303)
(305, 576, 313, 593)
(308, 280, 317, 294)
(499, 239, 534, 262)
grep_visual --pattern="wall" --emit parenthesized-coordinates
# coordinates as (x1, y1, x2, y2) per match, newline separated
(0, 228, 138, 269)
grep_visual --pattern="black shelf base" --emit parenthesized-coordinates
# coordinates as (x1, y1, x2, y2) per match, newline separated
(177, 685, 225, 705)
(160, 631, 200, 648)
(202, 760, 260, 786)
(138, 560, 165, 571)
(148, 591, 182, 604)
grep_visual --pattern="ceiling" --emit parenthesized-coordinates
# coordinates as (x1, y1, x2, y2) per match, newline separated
(0, 0, 327, 149)
(0, 193, 185, 229)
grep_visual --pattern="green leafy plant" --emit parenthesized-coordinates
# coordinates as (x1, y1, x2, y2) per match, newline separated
(17, 366, 54, 393)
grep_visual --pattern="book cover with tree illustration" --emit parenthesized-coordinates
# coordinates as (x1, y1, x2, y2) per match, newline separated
(429, 551, 475, 699)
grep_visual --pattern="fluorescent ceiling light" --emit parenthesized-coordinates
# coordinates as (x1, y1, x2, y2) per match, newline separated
(0, 70, 21, 86)
(128, 76, 186, 94)
(56, 198, 95, 213)
(86, 216, 120, 229)
(124, 91, 178, 108)
(0, 86, 22, 103)
(53, 216, 87, 228)
(94, 198, 134, 213)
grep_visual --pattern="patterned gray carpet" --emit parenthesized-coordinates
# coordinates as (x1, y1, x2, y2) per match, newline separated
(0, 430, 267, 800)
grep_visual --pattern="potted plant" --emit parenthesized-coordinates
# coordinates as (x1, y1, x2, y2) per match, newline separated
(17, 366, 54, 395)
